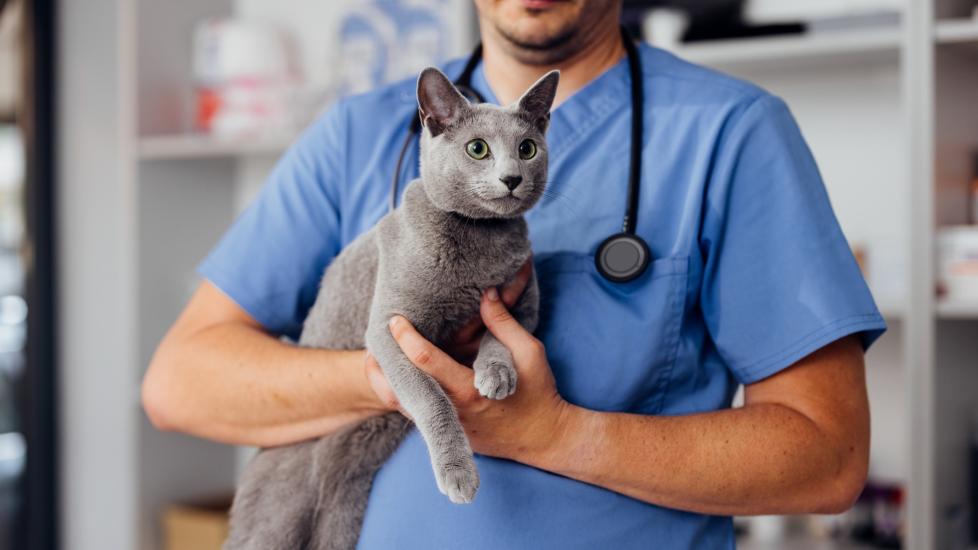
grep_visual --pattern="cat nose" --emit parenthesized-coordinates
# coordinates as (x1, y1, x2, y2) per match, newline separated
(500, 175, 523, 191)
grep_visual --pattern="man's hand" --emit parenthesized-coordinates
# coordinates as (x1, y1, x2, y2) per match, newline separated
(366, 271, 870, 517)
(365, 287, 570, 462)
(444, 258, 533, 362)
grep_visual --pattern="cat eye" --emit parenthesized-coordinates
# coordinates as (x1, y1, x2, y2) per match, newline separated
(518, 139, 537, 160)
(466, 139, 490, 160)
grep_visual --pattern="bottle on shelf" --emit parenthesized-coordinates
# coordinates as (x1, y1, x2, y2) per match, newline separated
(970, 408, 978, 545)
(970, 152, 978, 225)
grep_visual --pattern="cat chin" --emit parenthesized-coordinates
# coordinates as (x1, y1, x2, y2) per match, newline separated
(461, 198, 537, 219)
(462, 191, 543, 219)
(450, 204, 528, 220)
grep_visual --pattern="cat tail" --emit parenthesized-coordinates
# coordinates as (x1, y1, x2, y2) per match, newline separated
(224, 438, 319, 550)
(224, 413, 412, 550)
(308, 412, 413, 550)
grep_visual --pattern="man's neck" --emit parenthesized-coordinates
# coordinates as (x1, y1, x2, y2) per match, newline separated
(480, 24, 625, 108)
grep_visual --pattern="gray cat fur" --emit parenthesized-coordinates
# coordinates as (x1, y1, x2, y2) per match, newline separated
(225, 67, 560, 550)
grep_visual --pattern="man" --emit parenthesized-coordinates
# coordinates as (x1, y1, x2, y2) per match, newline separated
(142, 0, 886, 548)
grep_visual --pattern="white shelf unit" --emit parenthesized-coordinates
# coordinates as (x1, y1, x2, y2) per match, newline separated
(937, 299, 978, 319)
(672, 27, 902, 69)
(694, 14, 913, 548)
(55, 2, 977, 550)
(931, 4, 978, 550)
(139, 133, 295, 160)
(936, 16, 978, 43)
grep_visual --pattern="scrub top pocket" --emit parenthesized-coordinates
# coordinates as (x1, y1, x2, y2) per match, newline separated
(533, 251, 688, 414)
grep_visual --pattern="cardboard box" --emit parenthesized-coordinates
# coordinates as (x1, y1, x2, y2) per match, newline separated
(163, 498, 232, 550)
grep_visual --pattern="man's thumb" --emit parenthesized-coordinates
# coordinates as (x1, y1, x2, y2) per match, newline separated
(481, 288, 537, 364)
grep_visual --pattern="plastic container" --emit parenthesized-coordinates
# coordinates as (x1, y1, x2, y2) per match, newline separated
(192, 18, 300, 137)
(937, 226, 978, 302)
(969, 153, 978, 225)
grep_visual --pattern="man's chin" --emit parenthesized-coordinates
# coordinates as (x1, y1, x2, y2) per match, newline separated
(502, 26, 576, 52)
(492, 2, 579, 48)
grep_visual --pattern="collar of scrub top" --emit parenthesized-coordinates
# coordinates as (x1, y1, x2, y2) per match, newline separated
(389, 27, 652, 283)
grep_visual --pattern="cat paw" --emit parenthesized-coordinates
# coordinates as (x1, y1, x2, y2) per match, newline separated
(474, 358, 517, 400)
(435, 459, 480, 504)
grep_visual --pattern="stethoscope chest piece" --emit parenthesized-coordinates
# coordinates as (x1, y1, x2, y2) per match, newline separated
(596, 233, 651, 283)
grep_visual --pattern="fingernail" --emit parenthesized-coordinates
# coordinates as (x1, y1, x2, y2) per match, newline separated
(486, 287, 499, 302)
(389, 316, 400, 328)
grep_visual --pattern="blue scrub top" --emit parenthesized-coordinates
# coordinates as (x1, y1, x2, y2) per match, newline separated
(200, 44, 886, 549)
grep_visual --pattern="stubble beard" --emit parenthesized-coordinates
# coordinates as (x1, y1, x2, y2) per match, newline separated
(493, 22, 581, 65)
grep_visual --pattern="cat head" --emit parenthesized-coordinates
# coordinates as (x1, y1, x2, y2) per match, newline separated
(416, 67, 559, 219)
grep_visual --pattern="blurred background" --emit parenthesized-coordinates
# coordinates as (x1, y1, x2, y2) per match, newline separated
(1, 0, 977, 548)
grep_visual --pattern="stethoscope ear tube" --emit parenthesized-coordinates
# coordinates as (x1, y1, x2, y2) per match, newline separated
(389, 124, 418, 213)
(389, 45, 485, 213)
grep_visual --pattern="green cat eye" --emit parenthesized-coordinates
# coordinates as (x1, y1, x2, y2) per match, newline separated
(466, 139, 490, 160)
(518, 139, 537, 160)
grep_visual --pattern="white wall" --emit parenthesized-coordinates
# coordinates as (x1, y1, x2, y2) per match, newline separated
(58, 0, 139, 549)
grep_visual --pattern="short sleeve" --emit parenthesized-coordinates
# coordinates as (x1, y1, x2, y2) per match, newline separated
(197, 102, 349, 339)
(699, 95, 886, 384)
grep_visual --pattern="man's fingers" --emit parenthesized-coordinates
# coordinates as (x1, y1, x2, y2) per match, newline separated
(388, 316, 474, 392)
(500, 257, 533, 307)
(452, 316, 484, 346)
(364, 353, 402, 413)
(480, 289, 543, 366)
(453, 257, 532, 350)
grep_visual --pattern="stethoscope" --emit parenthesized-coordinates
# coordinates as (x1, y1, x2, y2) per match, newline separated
(391, 27, 651, 283)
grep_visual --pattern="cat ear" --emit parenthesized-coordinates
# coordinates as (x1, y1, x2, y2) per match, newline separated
(417, 67, 470, 137)
(516, 70, 560, 132)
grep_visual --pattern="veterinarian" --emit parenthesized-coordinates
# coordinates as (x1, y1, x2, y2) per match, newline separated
(143, 0, 886, 547)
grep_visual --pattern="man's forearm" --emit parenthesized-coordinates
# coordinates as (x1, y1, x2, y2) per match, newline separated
(373, 291, 869, 518)
(143, 321, 383, 448)
(525, 401, 865, 516)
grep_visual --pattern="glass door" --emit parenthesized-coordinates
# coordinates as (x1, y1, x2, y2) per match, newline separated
(0, 1, 28, 546)
(0, 0, 56, 548)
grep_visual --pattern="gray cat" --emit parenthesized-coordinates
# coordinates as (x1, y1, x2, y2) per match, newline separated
(225, 67, 560, 550)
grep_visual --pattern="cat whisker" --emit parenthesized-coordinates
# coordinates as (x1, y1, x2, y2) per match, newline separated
(537, 186, 579, 216)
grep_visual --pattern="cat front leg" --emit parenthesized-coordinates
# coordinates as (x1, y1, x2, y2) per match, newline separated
(473, 269, 539, 400)
(365, 321, 479, 504)
(473, 334, 518, 400)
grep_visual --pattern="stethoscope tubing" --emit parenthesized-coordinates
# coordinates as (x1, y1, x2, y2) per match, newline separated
(389, 45, 486, 212)
(389, 27, 651, 283)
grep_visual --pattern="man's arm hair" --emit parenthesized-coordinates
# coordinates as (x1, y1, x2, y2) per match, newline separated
(141, 281, 385, 447)
(531, 335, 870, 515)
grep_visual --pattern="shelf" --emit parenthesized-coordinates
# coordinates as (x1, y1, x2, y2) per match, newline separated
(737, 535, 877, 550)
(936, 298, 978, 319)
(138, 133, 296, 160)
(935, 18, 978, 44)
(668, 28, 901, 69)
(876, 298, 905, 321)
